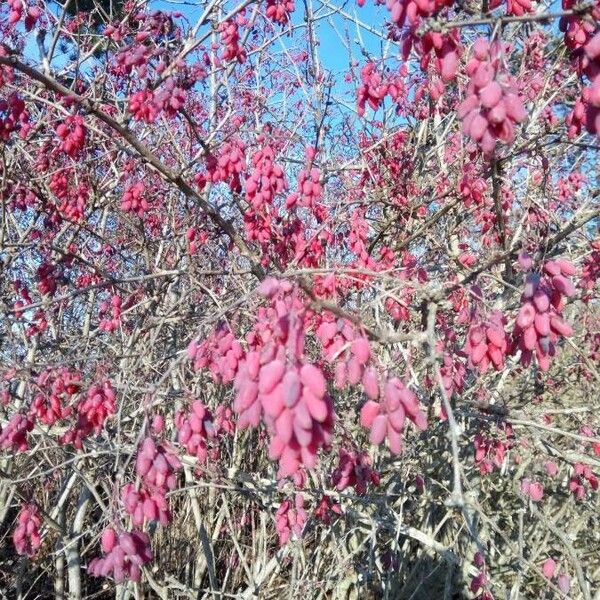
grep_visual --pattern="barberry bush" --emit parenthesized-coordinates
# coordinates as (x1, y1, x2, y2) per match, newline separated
(0, 0, 598, 597)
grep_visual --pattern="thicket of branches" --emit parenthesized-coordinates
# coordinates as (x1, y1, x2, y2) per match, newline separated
(0, 0, 598, 597)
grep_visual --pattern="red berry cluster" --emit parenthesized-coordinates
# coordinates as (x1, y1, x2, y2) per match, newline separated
(569, 463, 599, 500)
(9, 185, 37, 211)
(360, 378, 427, 454)
(313, 495, 342, 524)
(76, 380, 117, 435)
(473, 425, 513, 475)
(60, 183, 88, 221)
(458, 39, 526, 154)
(122, 181, 149, 215)
(175, 400, 216, 463)
(12, 504, 42, 556)
(439, 351, 466, 398)
(294, 166, 323, 207)
(357, 62, 403, 116)
(89, 528, 152, 583)
(0, 93, 30, 140)
(489, 0, 533, 16)
(185, 227, 208, 254)
(49, 169, 68, 201)
(412, 30, 460, 83)
(233, 279, 334, 478)
(7, 0, 40, 30)
(0, 413, 34, 452)
(219, 18, 247, 64)
(30, 367, 81, 425)
(386, 0, 453, 28)
(385, 296, 411, 323)
(214, 405, 236, 435)
(580, 241, 600, 294)
(245, 145, 287, 209)
(205, 139, 246, 192)
(265, 0, 295, 24)
(560, 0, 599, 53)
(463, 310, 509, 373)
(37, 261, 57, 296)
(60, 380, 116, 448)
(521, 478, 544, 501)
(269, 361, 334, 477)
(114, 44, 154, 77)
(233, 350, 264, 428)
(99, 295, 122, 332)
(316, 317, 374, 391)
(136, 436, 181, 490)
(275, 494, 306, 544)
(154, 77, 187, 117)
(188, 326, 245, 384)
(56, 116, 86, 158)
(513, 259, 576, 371)
(129, 89, 160, 123)
(243, 211, 275, 246)
(459, 168, 487, 208)
(48, 170, 89, 220)
(331, 448, 380, 495)
(122, 437, 181, 526)
(470, 552, 494, 600)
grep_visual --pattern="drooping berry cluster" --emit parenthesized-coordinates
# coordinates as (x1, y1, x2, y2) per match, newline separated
(331, 448, 380, 495)
(6, 0, 40, 30)
(470, 552, 494, 600)
(439, 351, 466, 398)
(233, 279, 335, 478)
(0, 93, 30, 140)
(458, 39, 526, 154)
(30, 367, 81, 426)
(175, 400, 216, 463)
(245, 145, 287, 209)
(265, 0, 295, 24)
(360, 378, 427, 454)
(316, 317, 372, 390)
(56, 116, 86, 158)
(386, 0, 453, 28)
(463, 311, 510, 373)
(153, 77, 187, 117)
(75, 380, 117, 435)
(275, 493, 307, 544)
(489, 0, 534, 16)
(520, 477, 544, 501)
(219, 18, 247, 64)
(188, 326, 245, 384)
(60, 380, 116, 448)
(560, 4, 600, 59)
(473, 424, 513, 475)
(356, 62, 403, 116)
(205, 139, 246, 192)
(122, 437, 181, 526)
(411, 30, 461, 84)
(313, 494, 342, 524)
(36, 261, 58, 296)
(122, 181, 149, 215)
(295, 166, 323, 207)
(89, 528, 152, 583)
(99, 295, 122, 332)
(569, 463, 598, 500)
(129, 89, 160, 123)
(513, 259, 576, 371)
(12, 504, 42, 556)
(0, 413, 34, 452)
